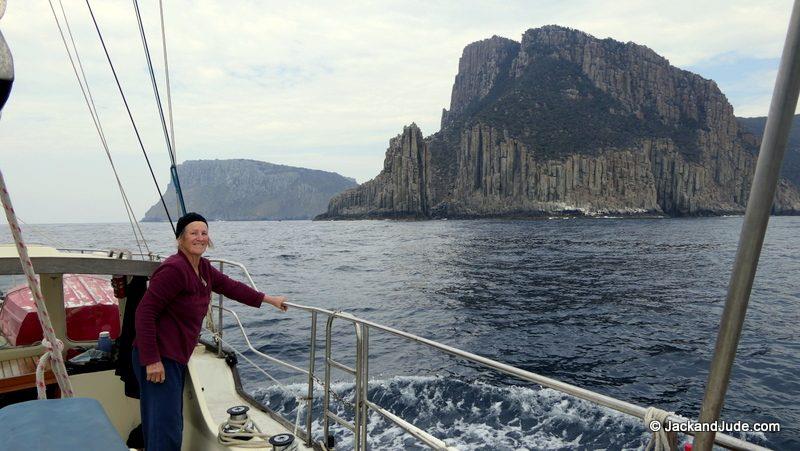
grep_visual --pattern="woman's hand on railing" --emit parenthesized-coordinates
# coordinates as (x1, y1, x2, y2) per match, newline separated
(263, 294, 288, 312)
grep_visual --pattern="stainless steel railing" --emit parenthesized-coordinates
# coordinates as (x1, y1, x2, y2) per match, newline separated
(207, 302, 454, 450)
(206, 258, 769, 451)
(36, 247, 769, 450)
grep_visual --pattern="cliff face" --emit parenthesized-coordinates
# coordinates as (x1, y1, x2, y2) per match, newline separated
(440, 36, 520, 130)
(322, 26, 800, 219)
(737, 114, 800, 189)
(318, 125, 430, 219)
(143, 159, 357, 221)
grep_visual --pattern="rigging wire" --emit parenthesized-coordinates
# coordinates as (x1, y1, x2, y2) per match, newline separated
(157, 0, 176, 167)
(131, 0, 186, 216)
(157, 0, 182, 216)
(85, 0, 175, 236)
(53, 0, 148, 255)
(16, 216, 67, 249)
(48, 0, 150, 258)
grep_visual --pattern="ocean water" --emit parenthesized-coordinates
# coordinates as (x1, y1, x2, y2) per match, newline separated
(2, 217, 798, 449)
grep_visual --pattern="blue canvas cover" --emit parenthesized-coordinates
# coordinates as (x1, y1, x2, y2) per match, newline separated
(0, 397, 128, 451)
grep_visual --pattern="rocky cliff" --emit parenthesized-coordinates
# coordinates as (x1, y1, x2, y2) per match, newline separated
(321, 124, 431, 218)
(143, 159, 357, 221)
(737, 114, 800, 189)
(320, 26, 800, 219)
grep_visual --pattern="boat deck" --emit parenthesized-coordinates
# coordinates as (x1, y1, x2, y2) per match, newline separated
(185, 345, 316, 450)
(0, 354, 56, 394)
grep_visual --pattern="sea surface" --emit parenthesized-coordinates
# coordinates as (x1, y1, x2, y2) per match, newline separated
(2, 217, 798, 450)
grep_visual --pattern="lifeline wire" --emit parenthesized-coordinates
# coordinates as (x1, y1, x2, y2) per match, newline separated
(218, 337, 308, 444)
(16, 216, 66, 249)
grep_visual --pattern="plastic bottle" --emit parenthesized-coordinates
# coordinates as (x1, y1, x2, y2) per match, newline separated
(97, 331, 112, 353)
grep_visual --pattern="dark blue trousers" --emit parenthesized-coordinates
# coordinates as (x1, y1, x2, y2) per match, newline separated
(131, 347, 187, 451)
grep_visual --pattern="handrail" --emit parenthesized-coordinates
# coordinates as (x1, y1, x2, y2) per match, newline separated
(208, 304, 362, 447)
(207, 257, 259, 290)
(210, 302, 452, 450)
(281, 302, 767, 451)
(210, 305, 309, 377)
(15, 247, 769, 449)
(208, 296, 766, 450)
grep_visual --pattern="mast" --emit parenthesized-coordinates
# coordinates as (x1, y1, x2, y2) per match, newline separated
(693, 1, 800, 449)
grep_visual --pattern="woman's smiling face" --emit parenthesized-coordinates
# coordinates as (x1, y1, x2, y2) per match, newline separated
(178, 221, 209, 257)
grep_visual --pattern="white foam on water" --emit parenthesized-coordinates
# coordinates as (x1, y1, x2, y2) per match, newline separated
(252, 375, 663, 450)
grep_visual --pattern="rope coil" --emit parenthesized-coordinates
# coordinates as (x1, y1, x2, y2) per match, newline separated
(217, 415, 271, 448)
(644, 407, 678, 451)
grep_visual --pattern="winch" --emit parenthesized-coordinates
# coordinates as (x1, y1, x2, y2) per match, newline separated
(219, 405, 255, 442)
(217, 405, 297, 449)
(269, 433, 297, 451)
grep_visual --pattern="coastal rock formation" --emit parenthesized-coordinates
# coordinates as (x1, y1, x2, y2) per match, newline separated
(322, 124, 430, 218)
(320, 26, 800, 219)
(143, 159, 357, 221)
(440, 36, 520, 130)
(448, 124, 660, 215)
(737, 114, 800, 189)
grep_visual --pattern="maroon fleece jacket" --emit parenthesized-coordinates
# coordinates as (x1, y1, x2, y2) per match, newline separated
(134, 251, 264, 366)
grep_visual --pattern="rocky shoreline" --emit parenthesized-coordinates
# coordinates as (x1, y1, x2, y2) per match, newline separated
(319, 26, 800, 220)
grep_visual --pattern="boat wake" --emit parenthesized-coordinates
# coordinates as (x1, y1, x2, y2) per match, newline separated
(253, 375, 665, 450)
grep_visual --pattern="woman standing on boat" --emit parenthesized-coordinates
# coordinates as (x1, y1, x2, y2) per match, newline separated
(132, 212, 287, 451)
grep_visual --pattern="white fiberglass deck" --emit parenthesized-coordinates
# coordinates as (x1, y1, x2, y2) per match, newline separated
(184, 345, 315, 451)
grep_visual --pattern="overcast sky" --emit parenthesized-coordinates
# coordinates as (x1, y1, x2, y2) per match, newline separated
(0, 0, 795, 224)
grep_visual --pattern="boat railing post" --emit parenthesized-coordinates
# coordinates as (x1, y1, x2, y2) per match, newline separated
(694, 1, 800, 449)
(217, 260, 224, 358)
(322, 311, 366, 450)
(305, 311, 317, 446)
(359, 325, 369, 451)
(283, 302, 764, 450)
(353, 322, 364, 450)
(323, 313, 334, 445)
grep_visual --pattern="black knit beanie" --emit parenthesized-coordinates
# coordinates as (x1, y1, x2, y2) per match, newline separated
(175, 212, 208, 238)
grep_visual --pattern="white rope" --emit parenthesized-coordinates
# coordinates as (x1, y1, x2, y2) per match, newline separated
(217, 415, 272, 447)
(0, 170, 74, 398)
(644, 407, 677, 451)
(34, 338, 63, 399)
(205, 304, 218, 337)
(48, 0, 150, 258)
(293, 400, 304, 438)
